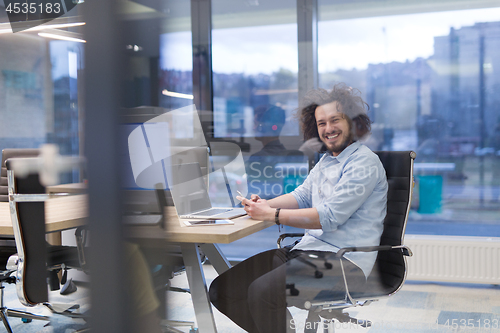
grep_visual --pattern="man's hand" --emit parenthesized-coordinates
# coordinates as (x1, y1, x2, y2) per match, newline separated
(237, 196, 274, 221)
(250, 194, 261, 202)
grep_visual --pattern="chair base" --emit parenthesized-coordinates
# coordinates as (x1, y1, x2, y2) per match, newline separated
(160, 319, 197, 333)
(0, 307, 50, 333)
(43, 302, 86, 319)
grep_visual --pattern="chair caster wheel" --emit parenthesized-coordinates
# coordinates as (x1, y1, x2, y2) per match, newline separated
(22, 318, 32, 323)
(290, 288, 300, 296)
(324, 262, 332, 269)
(314, 270, 323, 278)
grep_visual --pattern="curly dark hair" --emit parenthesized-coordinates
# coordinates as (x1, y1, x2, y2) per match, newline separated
(298, 83, 371, 141)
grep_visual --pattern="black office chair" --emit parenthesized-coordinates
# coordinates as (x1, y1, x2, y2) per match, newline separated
(278, 150, 416, 331)
(6, 158, 87, 326)
(0, 149, 56, 331)
(0, 252, 51, 332)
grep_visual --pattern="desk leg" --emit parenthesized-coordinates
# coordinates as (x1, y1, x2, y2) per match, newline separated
(199, 244, 231, 274)
(180, 243, 218, 333)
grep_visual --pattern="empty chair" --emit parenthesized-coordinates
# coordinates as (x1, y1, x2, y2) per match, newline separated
(6, 158, 87, 325)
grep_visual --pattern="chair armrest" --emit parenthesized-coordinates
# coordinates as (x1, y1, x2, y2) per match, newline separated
(335, 245, 413, 259)
(277, 233, 304, 248)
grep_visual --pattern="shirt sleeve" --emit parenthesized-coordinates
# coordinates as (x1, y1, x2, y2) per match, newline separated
(290, 162, 318, 209)
(317, 153, 383, 232)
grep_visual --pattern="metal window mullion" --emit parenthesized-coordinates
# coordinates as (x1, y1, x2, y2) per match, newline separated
(297, 0, 318, 102)
(191, 0, 214, 115)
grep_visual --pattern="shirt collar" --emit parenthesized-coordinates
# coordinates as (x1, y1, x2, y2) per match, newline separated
(326, 141, 361, 163)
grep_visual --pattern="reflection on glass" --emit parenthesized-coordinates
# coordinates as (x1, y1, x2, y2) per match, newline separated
(48, 40, 83, 183)
(246, 104, 307, 199)
(0, 34, 81, 183)
(159, 31, 193, 110)
(212, 23, 300, 138)
(318, 3, 500, 235)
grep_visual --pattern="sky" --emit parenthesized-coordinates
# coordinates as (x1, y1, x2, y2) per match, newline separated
(160, 7, 500, 75)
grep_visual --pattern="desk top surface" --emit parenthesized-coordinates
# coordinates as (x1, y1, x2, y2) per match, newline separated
(125, 207, 274, 244)
(47, 183, 88, 194)
(0, 194, 88, 235)
(1, 193, 273, 244)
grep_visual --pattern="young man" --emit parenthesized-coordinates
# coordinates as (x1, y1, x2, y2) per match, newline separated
(209, 84, 388, 333)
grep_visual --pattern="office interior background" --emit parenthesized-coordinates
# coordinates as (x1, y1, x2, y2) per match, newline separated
(1, 0, 500, 331)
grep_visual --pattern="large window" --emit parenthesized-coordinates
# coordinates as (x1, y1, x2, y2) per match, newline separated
(212, 23, 300, 139)
(318, 1, 500, 236)
(212, 0, 309, 258)
(159, 1, 193, 111)
(0, 32, 83, 182)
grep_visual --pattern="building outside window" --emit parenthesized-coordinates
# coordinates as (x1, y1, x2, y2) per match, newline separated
(0, 31, 82, 183)
(318, 1, 500, 238)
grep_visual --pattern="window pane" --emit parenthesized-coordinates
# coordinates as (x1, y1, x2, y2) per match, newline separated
(319, 1, 500, 236)
(159, 30, 193, 110)
(212, 0, 306, 259)
(212, 2, 300, 139)
(0, 34, 82, 182)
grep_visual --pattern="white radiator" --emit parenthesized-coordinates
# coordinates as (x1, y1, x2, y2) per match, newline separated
(404, 235, 500, 284)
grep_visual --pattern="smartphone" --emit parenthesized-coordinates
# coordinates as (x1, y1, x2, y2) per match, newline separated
(183, 219, 234, 227)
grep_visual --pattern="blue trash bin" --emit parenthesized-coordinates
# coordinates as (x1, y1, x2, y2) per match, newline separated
(417, 175, 443, 214)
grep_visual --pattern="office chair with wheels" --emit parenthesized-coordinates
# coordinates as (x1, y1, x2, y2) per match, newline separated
(2, 148, 78, 289)
(0, 149, 58, 331)
(0, 254, 50, 332)
(278, 150, 416, 331)
(6, 159, 88, 326)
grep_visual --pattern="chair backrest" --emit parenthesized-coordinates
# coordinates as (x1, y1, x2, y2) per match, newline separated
(355, 151, 416, 298)
(6, 158, 49, 306)
(1, 149, 40, 202)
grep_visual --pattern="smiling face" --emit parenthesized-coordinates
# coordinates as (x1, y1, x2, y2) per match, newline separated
(315, 101, 353, 156)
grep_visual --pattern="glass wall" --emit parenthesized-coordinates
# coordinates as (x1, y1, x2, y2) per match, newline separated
(0, 29, 83, 183)
(159, 1, 193, 110)
(212, 0, 300, 141)
(318, 0, 500, 236)
(212, 0, 310, 258)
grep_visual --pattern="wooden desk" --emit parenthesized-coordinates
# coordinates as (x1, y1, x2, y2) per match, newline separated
(126, 207, 273, 244)
(47, 183, 87, 195)
(125, 207, 274, 333)
(45, 184, 87, 244)
(1, 192, 271, 333)
(0, 194, 88, 235)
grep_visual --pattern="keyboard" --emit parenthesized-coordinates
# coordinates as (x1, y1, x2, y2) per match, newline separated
(190, 208, 231, 216)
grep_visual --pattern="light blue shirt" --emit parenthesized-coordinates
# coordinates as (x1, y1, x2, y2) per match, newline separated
(290, 141, 388, 277)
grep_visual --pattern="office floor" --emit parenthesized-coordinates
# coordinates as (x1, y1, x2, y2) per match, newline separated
(3, 265, 499, 333)
(167, 264, 500, 333)
(1, 288, 89, 333)
(1, 271, 89, 333)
